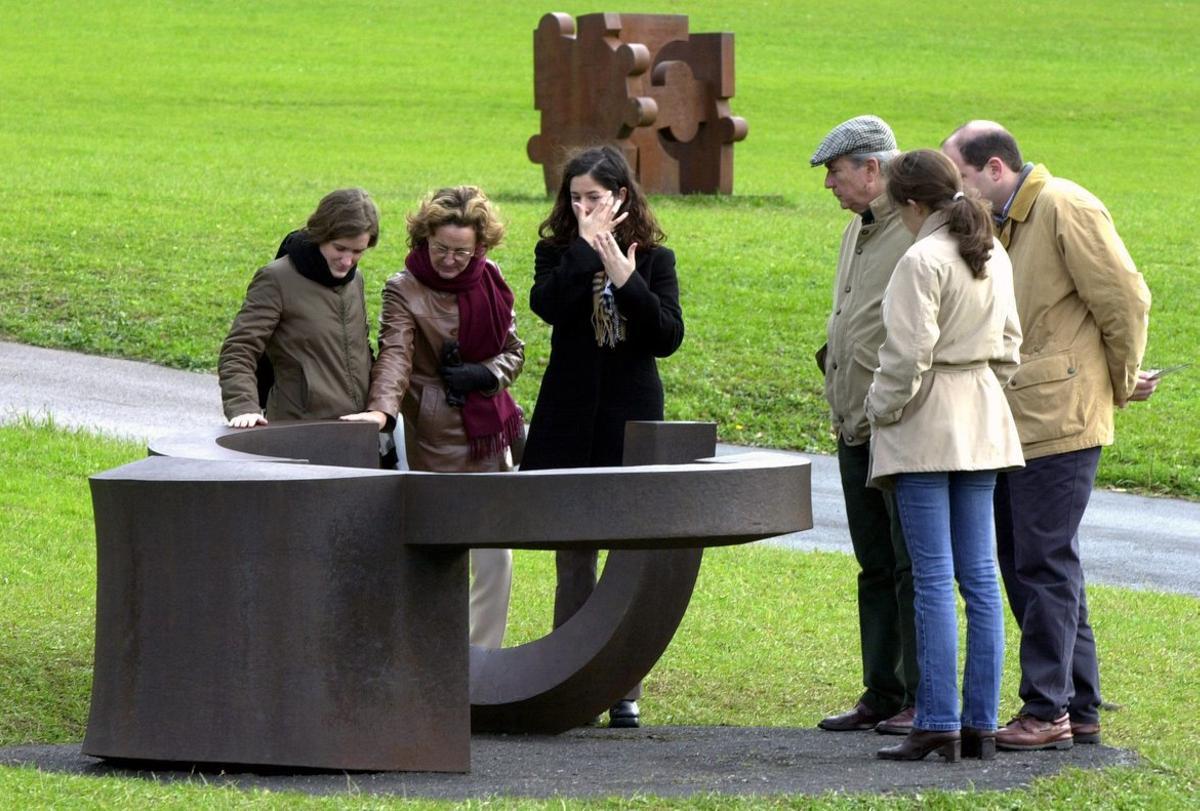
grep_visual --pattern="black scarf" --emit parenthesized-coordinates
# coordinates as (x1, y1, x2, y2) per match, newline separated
(275, 230, 358, 287)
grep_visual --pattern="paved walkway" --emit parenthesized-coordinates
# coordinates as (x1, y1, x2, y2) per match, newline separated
(3, 340, 1198, 597)
(0, 728, 1136, 800)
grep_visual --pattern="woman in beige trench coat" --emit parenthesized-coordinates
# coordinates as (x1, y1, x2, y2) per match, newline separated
(866, 150, 1023, 763)
(342, 186, 524, 649)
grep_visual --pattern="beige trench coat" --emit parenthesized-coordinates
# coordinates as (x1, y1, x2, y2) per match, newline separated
(865, 212, 1024, 488)
(998, 165, 1150, 460)
(366, 268, 524, 473)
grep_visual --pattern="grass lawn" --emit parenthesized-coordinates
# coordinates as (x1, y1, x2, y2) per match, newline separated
(2, 421, 1199, 807)
(2, 1, 1199, 495)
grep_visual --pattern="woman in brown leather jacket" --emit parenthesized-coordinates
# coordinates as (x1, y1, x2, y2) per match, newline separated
(342, 186, 524, 649)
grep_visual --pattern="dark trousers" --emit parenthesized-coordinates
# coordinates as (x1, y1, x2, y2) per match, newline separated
(994, 446, 1102, 725)
(837, 438, 919, 714)
(555, 550, 642, 701)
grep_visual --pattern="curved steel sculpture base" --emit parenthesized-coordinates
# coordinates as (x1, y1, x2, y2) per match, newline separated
(472, 422, 717, 733)
(85, 420, 811, 771)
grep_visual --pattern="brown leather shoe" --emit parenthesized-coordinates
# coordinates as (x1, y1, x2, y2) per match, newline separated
(875, 705, 915, 735)
(877, 728, 961, 762)
(996, 713, 1073, 751)
(818, 701, 889, 731)
(1071, 720, 1101, 744)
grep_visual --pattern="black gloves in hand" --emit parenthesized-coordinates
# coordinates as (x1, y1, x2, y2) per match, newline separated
(440, 362, 496, 400)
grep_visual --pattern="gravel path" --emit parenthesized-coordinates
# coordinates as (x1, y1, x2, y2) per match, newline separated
(0, 728, 1137, 800)
(5, 340, 1198, 596)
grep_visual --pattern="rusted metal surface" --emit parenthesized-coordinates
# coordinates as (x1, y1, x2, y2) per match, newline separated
(527, 12, 748, 195)
(85, 421, 811, 771)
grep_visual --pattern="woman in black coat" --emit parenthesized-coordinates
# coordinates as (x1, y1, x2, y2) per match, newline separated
(521, 145, 685, 728)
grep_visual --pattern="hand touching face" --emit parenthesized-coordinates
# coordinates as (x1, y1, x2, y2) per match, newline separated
(570, 173, 628, 247)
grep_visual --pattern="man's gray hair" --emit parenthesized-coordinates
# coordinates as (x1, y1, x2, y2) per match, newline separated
(845, 149, 899, 170)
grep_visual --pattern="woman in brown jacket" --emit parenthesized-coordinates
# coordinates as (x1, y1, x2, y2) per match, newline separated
(342, 186, 524, 649)
(865, 150, 1023, 763)
(219, 188, 379, 427)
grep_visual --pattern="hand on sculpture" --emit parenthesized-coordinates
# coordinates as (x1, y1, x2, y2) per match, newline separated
(228, 412, 268, 428)
(573, 193, 628, 247)
(339, 410, 388, 429)
(596, 231, 636, 288)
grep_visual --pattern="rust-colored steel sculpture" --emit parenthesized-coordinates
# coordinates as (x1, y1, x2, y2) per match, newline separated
(527, 12, 748, 195)
(85, 421, 811, 772)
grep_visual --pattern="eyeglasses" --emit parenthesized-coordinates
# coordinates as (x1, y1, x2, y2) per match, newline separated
(429, 242, 475, 262)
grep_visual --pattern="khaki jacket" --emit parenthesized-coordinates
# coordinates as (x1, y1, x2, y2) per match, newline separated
(999, 165, 1150, 459)
(366, 269, 524, 473)
(219, 256, 372, 421)
(866, 212, 1024, 487)
(824, 193, 914, 444)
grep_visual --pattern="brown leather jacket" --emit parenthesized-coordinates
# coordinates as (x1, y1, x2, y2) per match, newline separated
(366, 269, 524, 472)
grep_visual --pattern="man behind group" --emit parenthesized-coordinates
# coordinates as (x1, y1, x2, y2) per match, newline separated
(810, 115, 919, 736)
(942, 121, 1153, 750)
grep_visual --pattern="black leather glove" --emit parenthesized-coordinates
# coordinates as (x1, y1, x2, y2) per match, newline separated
(440, 362, 497, 397)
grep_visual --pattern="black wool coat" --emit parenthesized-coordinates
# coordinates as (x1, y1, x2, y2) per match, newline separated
(520, 238, 684, 470)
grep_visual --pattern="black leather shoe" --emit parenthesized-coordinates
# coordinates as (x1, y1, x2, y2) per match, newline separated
(961, 727, 997, 759)
(818, 701, 890, 731)
(608, 699, 640, 728)
(877, 728, 961, 762)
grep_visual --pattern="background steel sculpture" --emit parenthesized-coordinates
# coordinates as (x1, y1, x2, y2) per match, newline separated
(85, 421, 811, 772)
(527, 12, 748, 195)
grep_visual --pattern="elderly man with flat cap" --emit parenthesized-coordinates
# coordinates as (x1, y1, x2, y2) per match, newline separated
(942, 121, 1153, 751)
(810, 115, 919, 737)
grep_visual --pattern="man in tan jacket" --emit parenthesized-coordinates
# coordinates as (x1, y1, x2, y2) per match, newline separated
(810, 115, 919, 736)
(943, 121, 1154, 751)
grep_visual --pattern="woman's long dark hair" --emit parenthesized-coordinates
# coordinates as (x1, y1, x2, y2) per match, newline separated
(887, 149, 993, 278)
(538, 145, 664, 250)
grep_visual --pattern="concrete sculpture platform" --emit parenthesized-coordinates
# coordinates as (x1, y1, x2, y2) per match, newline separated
(85, 420, 812, 772)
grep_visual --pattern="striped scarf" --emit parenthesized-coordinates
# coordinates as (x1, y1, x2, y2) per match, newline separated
(591, 270, 626, 348)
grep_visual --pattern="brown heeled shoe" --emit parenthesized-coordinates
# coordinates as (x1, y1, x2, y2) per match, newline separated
(961, 727, 996, 760)
(877, 728, 961, 762)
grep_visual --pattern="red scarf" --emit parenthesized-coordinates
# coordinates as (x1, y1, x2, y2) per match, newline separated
(405, 246, 523, 459)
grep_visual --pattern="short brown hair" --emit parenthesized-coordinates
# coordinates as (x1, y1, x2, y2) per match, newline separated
(946, 125, 1024, 173)
(306, 188, 380, 247)
(406, 186, 505, 250)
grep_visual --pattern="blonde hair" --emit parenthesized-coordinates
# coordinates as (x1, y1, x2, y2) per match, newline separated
(406, 186, 505, 250)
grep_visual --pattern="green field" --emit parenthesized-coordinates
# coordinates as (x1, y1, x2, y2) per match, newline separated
(2, 1, 1200, 806)
(2, 0, 1197, 493)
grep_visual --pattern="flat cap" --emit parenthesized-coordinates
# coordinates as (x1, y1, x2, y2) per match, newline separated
(810, 115, 897, 166)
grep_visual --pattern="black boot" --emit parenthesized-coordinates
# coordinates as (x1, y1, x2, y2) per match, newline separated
(961, 727, 996, 760)
(608, 699, 640, 728)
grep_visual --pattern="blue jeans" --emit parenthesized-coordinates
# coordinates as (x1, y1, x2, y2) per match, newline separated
(895, 471, 1004, 732)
